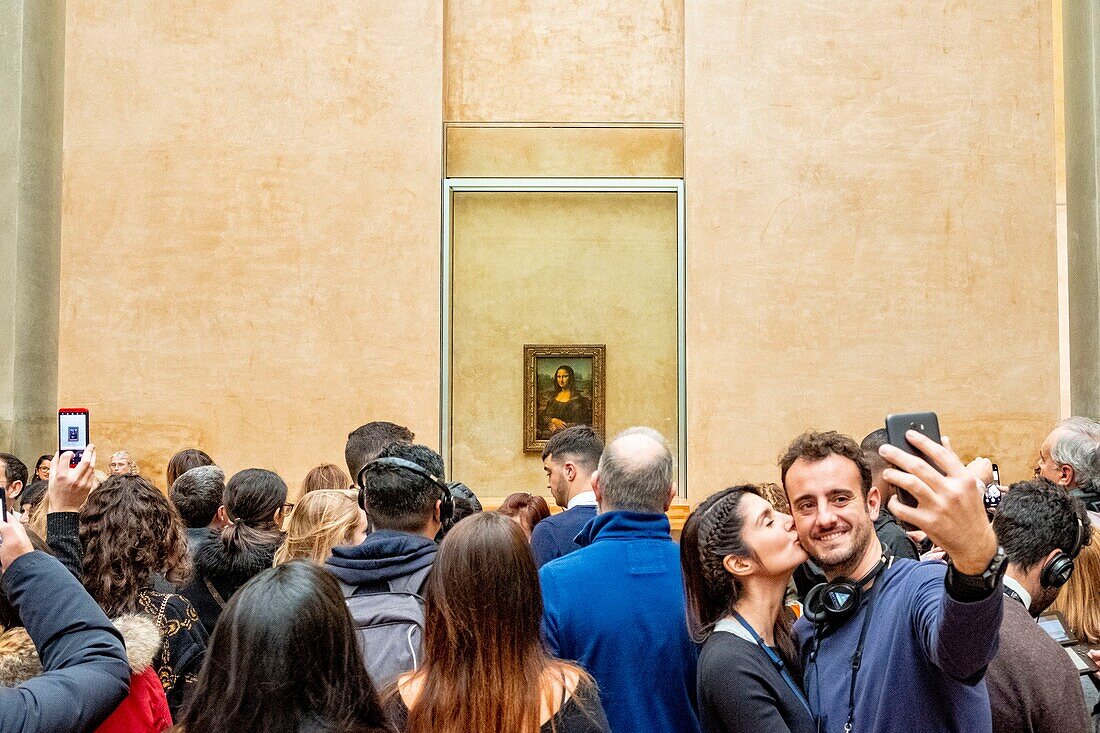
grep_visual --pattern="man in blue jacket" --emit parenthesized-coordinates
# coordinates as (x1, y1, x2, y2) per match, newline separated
(531, 425, 603, 567)
(782, 429, 1003, 733)
(540, 427, 702, 733)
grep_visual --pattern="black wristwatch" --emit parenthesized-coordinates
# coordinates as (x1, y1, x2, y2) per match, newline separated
(946, 546, 1008, 602)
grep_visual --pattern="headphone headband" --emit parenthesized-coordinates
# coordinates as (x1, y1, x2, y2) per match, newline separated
(357, 456, 454, 525)
(1069, 511, 1086, 558)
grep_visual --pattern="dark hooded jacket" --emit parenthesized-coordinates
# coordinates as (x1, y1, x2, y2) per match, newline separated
(1, 614, 171, 733)
(0, 552, 131, 733)
(325, 530, 437, 594)
(177, 529, 283, 635)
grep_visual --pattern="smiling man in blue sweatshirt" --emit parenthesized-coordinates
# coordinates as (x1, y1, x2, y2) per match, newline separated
(539, 427, 702, 733)
(782, 429, 1004, 733)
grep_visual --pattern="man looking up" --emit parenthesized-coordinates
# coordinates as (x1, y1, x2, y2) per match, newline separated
(531, 425, 604, 567)
(540, 427, 701, 733)
(782, 430, 1003, 733)
(983, 478, 1090, 733)
(1036, 416, 1100, 511)
(344, 420, 414, 486)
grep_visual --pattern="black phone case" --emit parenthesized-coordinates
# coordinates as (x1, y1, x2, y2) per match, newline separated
(884, 412, 942, 507)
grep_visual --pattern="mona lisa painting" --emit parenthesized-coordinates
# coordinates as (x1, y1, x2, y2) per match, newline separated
(523, 344, 606, 452)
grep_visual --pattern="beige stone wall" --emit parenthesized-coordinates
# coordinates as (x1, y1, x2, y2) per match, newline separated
(444, 0, 683, 122)
(685, 0, 1059, 495)
(59, 2, 444, 491)
(450, 191, 679, 496)
(56, 1, 1060, 498)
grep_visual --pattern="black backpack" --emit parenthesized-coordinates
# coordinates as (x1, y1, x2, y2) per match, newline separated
(340, 564, 432, 689)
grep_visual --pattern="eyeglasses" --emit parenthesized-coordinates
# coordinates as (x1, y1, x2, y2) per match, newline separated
(282, 503, 295, 514)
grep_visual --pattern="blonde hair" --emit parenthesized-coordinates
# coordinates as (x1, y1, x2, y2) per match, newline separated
(26, 497, 49, 537)
(301, 463, 351, 494)
(1051, 526, 1100, 644)
(756, 482, 790, 514)
(273, 490, 363, 565)
(25, 472, 106, 536)
(110, 451, 140, 476)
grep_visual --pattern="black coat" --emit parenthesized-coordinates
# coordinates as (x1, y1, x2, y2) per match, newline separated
(178, 530, 282, 635)
(0, 552, 131, 732)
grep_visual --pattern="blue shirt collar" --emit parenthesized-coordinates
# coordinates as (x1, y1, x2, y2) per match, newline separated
(575, 509, 672, 547)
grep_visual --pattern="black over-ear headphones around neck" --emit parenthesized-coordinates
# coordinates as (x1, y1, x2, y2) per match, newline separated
(357, 456, 454, 525)
(803, 555, 890, 627)
(1040, 511, 1086, 589)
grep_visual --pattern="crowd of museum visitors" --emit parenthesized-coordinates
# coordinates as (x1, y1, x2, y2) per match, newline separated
(0, 415, 1099, 732)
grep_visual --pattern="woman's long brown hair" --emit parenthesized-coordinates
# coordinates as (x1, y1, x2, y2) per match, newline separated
(404, 512, 591, 733)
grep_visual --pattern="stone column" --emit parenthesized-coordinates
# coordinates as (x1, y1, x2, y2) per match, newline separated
(0, 0, 65, 457)
(1064, 0, 1100, 416)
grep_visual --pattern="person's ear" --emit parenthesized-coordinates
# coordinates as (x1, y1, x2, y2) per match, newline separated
(563, 462, 577, 483)
(1062, 464, 1077, 488)
(434, 499, 442, 524)
(865, 484, 881, 521)
(5, 481, 22, 501)
(214, 505, 230, 528)
(722, 553, 754, 578)
(663, 484, 677, 512)
(274, 507, 285, 526)
(591, 471, 603, 508)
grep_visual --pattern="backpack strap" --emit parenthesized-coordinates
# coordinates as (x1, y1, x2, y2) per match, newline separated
(388, 563, 433, 597)
(204, 578, 228, 610)
(339, 563, 433, 599)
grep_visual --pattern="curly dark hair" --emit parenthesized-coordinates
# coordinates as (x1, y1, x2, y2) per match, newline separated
(80, 474, 192, 616)
(778, 430, 872, 496)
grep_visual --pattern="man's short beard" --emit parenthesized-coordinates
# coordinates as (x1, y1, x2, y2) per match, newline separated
(814, 519, 876, 580)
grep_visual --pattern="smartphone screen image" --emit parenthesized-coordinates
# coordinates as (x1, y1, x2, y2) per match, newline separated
(58, 408, 89, 467)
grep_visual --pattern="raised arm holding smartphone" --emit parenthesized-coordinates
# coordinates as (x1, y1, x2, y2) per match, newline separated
(879, 430, 1000, 576)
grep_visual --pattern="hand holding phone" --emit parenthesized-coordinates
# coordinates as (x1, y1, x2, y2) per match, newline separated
(879, 430, 999, 575)
(885, 412, 942, 507)
(48, 444, 97, 513)
(58, 408, 89, 468)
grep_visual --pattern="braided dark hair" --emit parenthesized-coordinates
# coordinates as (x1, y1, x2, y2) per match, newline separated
(681, 484, 798, 662)
(680, 486, 757, 641)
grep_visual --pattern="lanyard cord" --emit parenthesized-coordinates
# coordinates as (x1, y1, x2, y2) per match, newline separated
(1002, 586, 1026, 608)
(844, 592, 879, 733)
(731, 611, 814, 718)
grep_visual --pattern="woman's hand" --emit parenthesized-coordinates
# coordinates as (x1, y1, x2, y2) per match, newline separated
(548, 418, 567, 433)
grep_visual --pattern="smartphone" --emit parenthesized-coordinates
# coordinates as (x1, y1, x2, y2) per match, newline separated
(991, 463, 1001, 486)
(885, 412, 942, 507)
(58, 408, 90, 468)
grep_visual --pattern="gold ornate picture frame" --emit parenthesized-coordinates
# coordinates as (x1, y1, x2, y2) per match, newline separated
(523, 344, 606, 453)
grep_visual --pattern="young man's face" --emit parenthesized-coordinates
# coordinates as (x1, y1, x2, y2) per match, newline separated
(543, 454, 570, 508)
(784, 453, 878, 576)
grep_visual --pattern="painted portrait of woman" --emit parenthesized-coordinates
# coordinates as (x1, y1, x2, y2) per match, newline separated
(537, 363, 593, 440)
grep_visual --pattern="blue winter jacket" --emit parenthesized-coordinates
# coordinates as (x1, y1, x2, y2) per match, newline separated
(540, 510, 702, 733)
(0, 551, 131, 733)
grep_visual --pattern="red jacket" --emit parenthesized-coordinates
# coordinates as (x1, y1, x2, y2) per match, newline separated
(96, 666, 172, 733)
